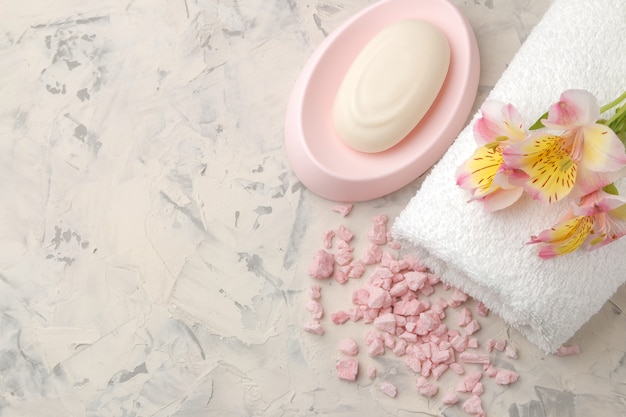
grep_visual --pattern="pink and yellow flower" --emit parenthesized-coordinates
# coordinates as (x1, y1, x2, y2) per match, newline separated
(528, 189, 626, 259)
(503, 90, 626, 204)
(456, 101, 527, 211)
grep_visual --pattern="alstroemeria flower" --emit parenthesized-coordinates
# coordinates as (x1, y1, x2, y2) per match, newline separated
(504, 90, 626, 204)
(529, 189, 626, 258)
(456, 101, 527, 211)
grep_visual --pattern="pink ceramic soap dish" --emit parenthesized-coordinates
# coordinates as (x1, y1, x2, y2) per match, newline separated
(284, 0, 480, 202)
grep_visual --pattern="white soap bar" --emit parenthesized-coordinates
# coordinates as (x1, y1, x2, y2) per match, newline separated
(333, 19, 450, 153)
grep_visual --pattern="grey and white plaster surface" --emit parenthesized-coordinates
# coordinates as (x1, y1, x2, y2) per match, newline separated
(1, 0, 626, 416)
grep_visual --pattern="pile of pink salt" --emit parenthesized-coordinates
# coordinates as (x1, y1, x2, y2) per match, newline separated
(303, 204, 519, 416)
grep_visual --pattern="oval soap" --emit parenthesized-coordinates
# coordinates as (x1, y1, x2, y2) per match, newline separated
(332, 19, 451, 153)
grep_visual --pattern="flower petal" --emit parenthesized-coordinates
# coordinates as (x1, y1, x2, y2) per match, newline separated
(473, 101, 525, 145)
(574, 189, 626, 216)
(589, 210, 626, 250)
(580, 123, 626, 171)
(504, 134, 576, 204)
(456, 145, 504, 197)
(570, 165, 626, 199)
(480, 187, 524, 212)
(543, 89, 600, 129)
(529, 215, 594, 259)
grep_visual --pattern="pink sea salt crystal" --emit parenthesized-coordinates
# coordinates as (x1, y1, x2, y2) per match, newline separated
(309, 285, 321, 299)
(387, 239, 402, 250)
(321, 229, 335, 249)
(336, 358, 358, 381)
(379, 382, 398, 398)
(459, 352, 490, 365)
(367, 338, 385, 356)
(380, 251, 396, 268)
(415, 311, 441, 335)
(394, 298, 424, 316)
(383, 332, 396, 349)
(416, 343, 431, 360)
(405, 352, 422, 373)
(367, 285, 392, 309)
(367, 365, 377, 379)
(404, 270, 428, 291)
(463, 319, 481, 336)
(416, 376, 438, 397)
(449, 362, 465, 375)
(365, 331, 380, 345)
(335, 240, 353, 266)
(458, 307, 472, 326)
(332, 203, 353, 217)
(334, 268, 349, 284)
(338, 338, 359, 356)
(364, 307, 380, 323)
(393, 338, 408, 356)
(352, 288, 370, 305)
(399, 331, 418, 343)
(369, 266, 394, 284)
(306, 300, 324, 319)
(362, 243, 383, 264)
(373, 312, 397, 334)
(485, 339, 496, 352)
(431, 297, 448, 315)
(451, 334, 469, 352)
(472, 382, 484, 396)
(468, 338, 479, 349)
(484, 365, 497, 377)
(388, 258, 408, 273)
(494, 339, 507, 352)
(349, 307, 364, 321)
(347, 260, 365, 278)
(475, 301, 489, 317)
(303, 321, 324, 335)
(394, 313, 407, 327)
(439, 340, 451, 351)
(429, 323, 449, 339)
(505, 345, 518, 359)
(456, 370, 482, 392)
(463, 395, 484, 415)
(368, 214, 389, 245)
(431, 347, 451, 364)
(442, 392, 459, 405)
(449, 288, 469, 307)
(495, 369, 519, 385)
(389, 280, 409, 297)
(403, 254, 427, 271)
(431, 363, 449, 380)
(556, 345, 581, 356)
(419, 281, 435, 296)
(335, 253, 353, 268)
(331, 310, 350, 325)
(308, 250, 335, 279)
(391, 272, 405, 283)
(336, 224, 354, 242)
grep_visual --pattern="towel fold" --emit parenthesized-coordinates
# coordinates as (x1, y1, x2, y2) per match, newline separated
(392, 0, 626, 353)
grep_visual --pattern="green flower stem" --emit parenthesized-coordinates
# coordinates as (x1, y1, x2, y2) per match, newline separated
(600, 90, 626, 113)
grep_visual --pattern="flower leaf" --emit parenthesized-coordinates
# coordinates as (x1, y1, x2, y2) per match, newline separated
(529, 111, 548, 130)
(603, 183, 620, 195)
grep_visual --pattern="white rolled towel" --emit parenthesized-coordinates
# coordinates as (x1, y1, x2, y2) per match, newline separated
(392, 0, 626, 353)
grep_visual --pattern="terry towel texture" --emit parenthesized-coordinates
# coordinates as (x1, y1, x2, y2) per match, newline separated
(392, 0, 626, 353)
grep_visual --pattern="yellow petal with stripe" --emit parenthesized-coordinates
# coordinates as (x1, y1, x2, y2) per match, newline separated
(456, 145, 503, 197)
(531, 215, 594, 258)
(506, 134, 576, 204)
